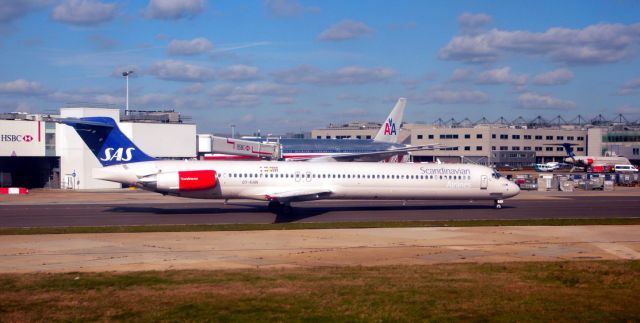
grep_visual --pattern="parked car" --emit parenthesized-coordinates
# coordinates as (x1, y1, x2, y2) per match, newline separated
(614, 164, 638, 173)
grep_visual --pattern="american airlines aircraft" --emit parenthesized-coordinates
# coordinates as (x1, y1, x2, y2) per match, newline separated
(207, 98, 438, 162)
(61, 117, 520, 214)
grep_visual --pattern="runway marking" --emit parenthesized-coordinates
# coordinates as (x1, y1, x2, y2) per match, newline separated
(3, 240, 639, 258)
(592, 243, 640, 260)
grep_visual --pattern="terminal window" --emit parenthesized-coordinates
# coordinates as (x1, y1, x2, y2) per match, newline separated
(492, 134, 496, 139)
(476, 134, 483, 139)
(577, 136, 584, 141)
(535, 135, 543, 140)
(556, 147, 564, 151)
(567, 136, 574, 140)
(577, 147, 584, 152)
(535, 147, 542, 151)
(512, 146, 520, 150)
(546, 136, 553, 140)
(512, 135, 520, 139)
(464, 146, 470, 151)
(500, 146, 508, 151)
(500, 134, 508, 139)
(524, 147, 531, 150)
(464, 134, 470, 139)
(476, 146, 483, 150)
(428, 135, 434, 139)
(417, 134, 423, 139)
(634, 148, 639, 155)
(546, 147, 553, 151)
(557, 136, 564, 140)
(524, 135, 532, 140)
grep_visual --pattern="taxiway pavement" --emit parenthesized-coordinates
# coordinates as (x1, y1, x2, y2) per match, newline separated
(0, 189, 639, 227)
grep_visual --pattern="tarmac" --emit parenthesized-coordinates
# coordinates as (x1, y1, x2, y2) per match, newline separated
(1, 188, 639, 273)
(0, 225, 638, 273)
(0, 188, 639, 227)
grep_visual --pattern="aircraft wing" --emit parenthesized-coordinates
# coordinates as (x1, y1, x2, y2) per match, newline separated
(260, 188, 333, 203)
(291, 144, 443, 162)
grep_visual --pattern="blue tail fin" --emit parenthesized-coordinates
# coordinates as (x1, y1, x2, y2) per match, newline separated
(560, 143, 576, 157)
(62, 117, 156, 166)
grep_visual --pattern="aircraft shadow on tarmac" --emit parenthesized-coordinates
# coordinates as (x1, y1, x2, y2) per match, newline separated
(106, 203, 507, 224)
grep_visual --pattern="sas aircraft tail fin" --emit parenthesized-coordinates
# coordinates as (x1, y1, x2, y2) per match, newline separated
(61, 117, 156, 167)
(373, 97, 406, 144)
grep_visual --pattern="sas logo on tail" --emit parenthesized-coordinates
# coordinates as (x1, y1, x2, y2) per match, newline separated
(100, 147, 136, 162)
(383, 118, 397, 136)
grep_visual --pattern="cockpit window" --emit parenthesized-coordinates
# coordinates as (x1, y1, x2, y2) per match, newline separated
(491, 170, 501, 179)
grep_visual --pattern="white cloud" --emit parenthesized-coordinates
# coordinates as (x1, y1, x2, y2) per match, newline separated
(616, 104, 640, 115)
(439, 22, 640, 65)
(448, 68, 474, 82)
(415, 88, 490, 104)
(50, 0, 117, 26)
(264, 0, 318, 17)
(475, 67, 527, 86)
(143, 0, 206, 20)
(273, 65, 395, 85)
(0, 79, 45, 94)
(457, 12, 492, 35)
(148, 60, 215, 82)
(318, 20, 373, 41)
(516, 92, 576, 109)
(616, 78, 640, 95)
(271, 97, 294, 105)
(208, 82, 298, 107)
(167, 37, 213, 55)
(0, 0, 49, 23)
(532, 69, 574, 85)
(217, 65, 260, 81)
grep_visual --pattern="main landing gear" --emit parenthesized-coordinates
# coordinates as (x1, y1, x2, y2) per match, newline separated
(268, 201, 293, 215)
(494, 199, 504, 209)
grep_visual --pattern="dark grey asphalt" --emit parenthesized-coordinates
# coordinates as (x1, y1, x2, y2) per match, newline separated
(1, 196, 639, 227)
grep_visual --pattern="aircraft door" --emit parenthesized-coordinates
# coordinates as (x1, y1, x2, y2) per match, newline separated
(295, 171, 301, 182)
(305, 171, 312, 182)
(480, 175, 488, 189)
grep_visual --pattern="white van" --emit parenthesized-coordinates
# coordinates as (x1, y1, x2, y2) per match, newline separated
(614, 165, 638, 173)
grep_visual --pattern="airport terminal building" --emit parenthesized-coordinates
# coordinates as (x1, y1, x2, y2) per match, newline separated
(2, 107, 639, 189)
(0, 108, 195, 189)
(312, 117, 640, 167)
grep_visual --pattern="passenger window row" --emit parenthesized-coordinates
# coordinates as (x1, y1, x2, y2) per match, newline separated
(218, 173, 472, 181)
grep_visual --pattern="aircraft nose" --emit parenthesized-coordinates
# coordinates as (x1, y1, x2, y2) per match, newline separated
(506, 180, 520, 197)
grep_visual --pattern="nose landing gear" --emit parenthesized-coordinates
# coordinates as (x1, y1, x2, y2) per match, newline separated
(494, 199, 504, 209)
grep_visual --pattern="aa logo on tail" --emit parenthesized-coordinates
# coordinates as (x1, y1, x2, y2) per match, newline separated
(100, 147, 136, 162)
(383, 118, 397, 136)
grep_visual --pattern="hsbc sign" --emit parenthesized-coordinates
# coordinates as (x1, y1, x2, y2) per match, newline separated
(0, 134, 34, 142)
(0, 120, 46, 157)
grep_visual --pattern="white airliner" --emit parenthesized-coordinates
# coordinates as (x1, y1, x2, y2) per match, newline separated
(206, 98, 440, 162)
(61, 117, 520, 214)
(553, 143, 631, 172)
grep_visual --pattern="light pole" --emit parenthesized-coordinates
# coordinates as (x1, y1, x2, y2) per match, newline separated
(230, 124, 236, 138)
(122, 70, 134, 115)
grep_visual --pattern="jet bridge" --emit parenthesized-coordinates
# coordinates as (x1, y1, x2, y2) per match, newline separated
(197, 135, 281, 160)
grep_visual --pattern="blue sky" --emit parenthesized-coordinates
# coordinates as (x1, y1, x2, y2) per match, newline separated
(1, 0, 639, 134)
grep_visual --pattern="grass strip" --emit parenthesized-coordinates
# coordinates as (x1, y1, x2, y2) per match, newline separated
(0, 261, 638, 321)
(0, 217, 639, 235)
